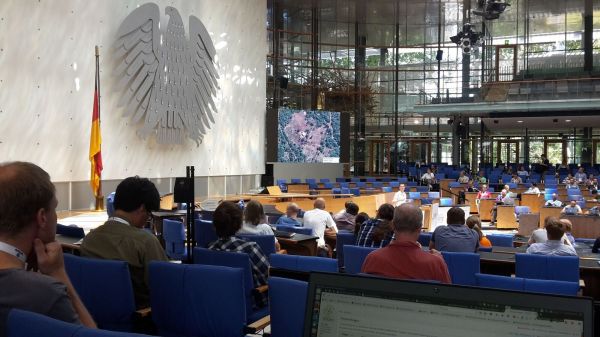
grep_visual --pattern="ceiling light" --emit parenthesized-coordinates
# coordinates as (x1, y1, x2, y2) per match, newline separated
(565, 119, 571, 122)
(414, 120, 419, 124)
(517, 120, 523, 123)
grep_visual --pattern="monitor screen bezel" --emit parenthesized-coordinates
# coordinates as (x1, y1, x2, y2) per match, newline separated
(303, 272, 594, 337)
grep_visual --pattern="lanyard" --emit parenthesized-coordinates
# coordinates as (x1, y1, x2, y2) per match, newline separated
(0, 241, 26, 264)
(108, 217, 130, 226)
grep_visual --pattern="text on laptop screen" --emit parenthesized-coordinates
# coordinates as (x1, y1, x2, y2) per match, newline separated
(309, 286, 585, 337)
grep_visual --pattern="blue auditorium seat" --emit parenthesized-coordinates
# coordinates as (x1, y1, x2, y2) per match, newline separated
(194, 219, 218, 248)
(343, 245, 377, 274)
(163, 219, 187, 260)
(270, 254, 337, 273)
(441, 252, 480, 286)
(268, 277, 308, 337)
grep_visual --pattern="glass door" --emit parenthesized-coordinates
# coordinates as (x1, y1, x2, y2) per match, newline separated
(409, 140, 431, 164)
(368, 140, 391, 175)
(594, 140, 600, 164)
(495, 45, 517, 81)
(544, 140, 566, 165)
(496, 140, 519, 164)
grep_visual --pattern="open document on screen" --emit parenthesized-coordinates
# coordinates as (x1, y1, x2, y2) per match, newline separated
(311, 289, 584, 337)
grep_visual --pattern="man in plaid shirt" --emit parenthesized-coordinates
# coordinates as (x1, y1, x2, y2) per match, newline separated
(208, 201, 270, 306)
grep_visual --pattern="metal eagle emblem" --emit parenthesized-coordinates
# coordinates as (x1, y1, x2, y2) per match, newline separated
(114, 3, 219, 145)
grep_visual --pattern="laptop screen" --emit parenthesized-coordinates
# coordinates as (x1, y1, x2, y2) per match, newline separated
(304, 273, 593, 337)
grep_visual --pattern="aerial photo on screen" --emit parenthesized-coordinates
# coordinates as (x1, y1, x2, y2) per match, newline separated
(278, 108, 341, 163)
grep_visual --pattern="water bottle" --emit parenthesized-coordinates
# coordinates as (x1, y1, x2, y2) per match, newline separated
(238, 199, 245, 210)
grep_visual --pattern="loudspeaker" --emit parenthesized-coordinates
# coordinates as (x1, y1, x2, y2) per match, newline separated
(279, 77, 288, 89)
(261, 175, 274, 187)
(436, 49, 443, 61)
(174, 177, 194, 203)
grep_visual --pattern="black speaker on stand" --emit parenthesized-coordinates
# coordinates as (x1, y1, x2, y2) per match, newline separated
(175, 167, 195, 263)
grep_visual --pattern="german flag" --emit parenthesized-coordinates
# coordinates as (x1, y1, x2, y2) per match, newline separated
(89, 46, 103, 197)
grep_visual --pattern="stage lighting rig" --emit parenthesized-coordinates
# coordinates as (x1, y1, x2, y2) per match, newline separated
(473, 0, 510, 20)
(449, 24, 483, 55)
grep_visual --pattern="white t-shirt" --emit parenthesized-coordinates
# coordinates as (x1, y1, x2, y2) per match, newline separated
(302, 208, 338, 247)
(392, 191, 407, 206)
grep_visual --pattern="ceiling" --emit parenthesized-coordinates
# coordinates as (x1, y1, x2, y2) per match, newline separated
(481, 115, 600, 130)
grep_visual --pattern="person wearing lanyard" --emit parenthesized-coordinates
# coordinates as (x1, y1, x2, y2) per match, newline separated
(80, 176, 169, 309)
(0, 162, 96, 334)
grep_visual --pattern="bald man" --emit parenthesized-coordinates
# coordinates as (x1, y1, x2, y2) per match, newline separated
(302, 198, 338, 254)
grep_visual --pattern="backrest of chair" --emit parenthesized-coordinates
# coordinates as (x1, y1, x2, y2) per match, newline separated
(163, 219, 186, 259)
(381, 186, 392, 193)
(63, 254, 136, 331)
(409, 191, 421, 199)
(418, 232, 432, 247)
(514, 206, 531, 215)
(515, 253, 579, 282)
(441, 252, 480, 286)
(487, 234, 514, 247)
(415, 186, 429, 192)
(194, 219, 218, 248)
(567, 188, 582, 195)
(291, 178, 301, 184)
(320, 178, 330, 183)
(475, 273, 524, 292)
(276, 225, 312, 235)
(389, 181, 400, 188)
(336, 232, 356, 268)
(149, 262, 246, 337)
(269, 277, 308, 337)
(448, 182, 461, 188)
(428, 191, 440, 199)
(372, 181, 383, 188)
(192, 247, 255, 319)
(343, 245, 377, 274)
(236, 234, 276, 256)
(56, 224, 85, 238)
(7, 309, 83, 337)
(523, 278, 580, 296)
(270, 254, 337, 273)
(106, 192, 116, 217)
(439, 197, 453, 207)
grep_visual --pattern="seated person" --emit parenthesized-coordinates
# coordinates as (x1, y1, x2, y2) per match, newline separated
(592, 237, 600, 253)
(356, 204, 395, 248)
(237, 200, 280, 251)
(560, 218, 576, 246)
(466, 215, 491, 248)
(303, 198, 338, 256)
(525, 183, 540, 194)
(457, 171, 469, 183)
(353, 212, 370, 238)
(429, 207, 479, 253)
(476, 171, 487, 184)
(392, 184, 407, 206)
(276, 202, 302, 226)
(0, 162, 96, 330)
(208, 201, 270, 306)
(81, 176, 169, 309)
(421, 168, 437, 187)
(545, 193, 562, 207)
(476, 184, 491, 200)
(490, 189, 514, 225)
(517, 165, 529, 177)
(333, 202, 359, 232)
(528, 217, 573, 247)
(561, 200, 583, 215)
(510, 174, 522, 184)
(574, 167, 587, 183)
(526, 218, 577, 256)
(562, 173, 574, 184)
(361, 203, 451, 283)
(466, 180, 478, 192)
(565, 178, 579, 189)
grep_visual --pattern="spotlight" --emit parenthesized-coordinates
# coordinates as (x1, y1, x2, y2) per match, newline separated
(473, 0, 510, 21)
(450, 24, 482, 54)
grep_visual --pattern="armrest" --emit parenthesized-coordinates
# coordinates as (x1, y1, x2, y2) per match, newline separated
(134, 307, 152, 318)
(245, 315, 271, 334)
(255, 285, 269, 294)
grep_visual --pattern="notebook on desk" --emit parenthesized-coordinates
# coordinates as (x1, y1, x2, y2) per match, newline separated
(273, 229, 295, 238)
(303, 272, 593, 337)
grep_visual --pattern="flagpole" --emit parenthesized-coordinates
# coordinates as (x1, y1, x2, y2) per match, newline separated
(94, 45, 104, 211)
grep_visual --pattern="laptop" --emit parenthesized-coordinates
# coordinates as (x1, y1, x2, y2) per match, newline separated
(303, 272, 593, 337)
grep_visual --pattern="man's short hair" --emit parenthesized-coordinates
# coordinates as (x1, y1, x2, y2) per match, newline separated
(213, 201, 243, 238)
(0, 162, 55, 236)
(446, 207, 465, 225)
(345, 202, 359, 216)
(545, 217, 565, 241)
(392, 203, 423, 233)
(314, 198, 326, 210)
(286, 203, 299, 213)
(113, 176, 160, 212)
(559, 218, 573, 232)
(376, 203, 395, 221)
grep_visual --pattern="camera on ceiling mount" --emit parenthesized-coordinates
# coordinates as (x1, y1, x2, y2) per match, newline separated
(450, 23, 483, 55)
(473, 0, 510, 20)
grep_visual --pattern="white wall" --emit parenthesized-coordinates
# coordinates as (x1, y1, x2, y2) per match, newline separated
(0, 0, 266, 209)
(272, 163, 345, 183)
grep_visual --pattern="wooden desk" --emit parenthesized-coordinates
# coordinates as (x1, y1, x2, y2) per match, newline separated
(421, 205, 432, 231)
(287, 184, 310, 193)
(276, 234, 318, 256)
(479, 199, 496, 221)
(539, 207, 562, 227)
(497, 205, 518, 229)
(465, 192, 478, 213)
(560, 215, 600, 239)
(521, 193, 544, 214)
(439, 179, 454, 198)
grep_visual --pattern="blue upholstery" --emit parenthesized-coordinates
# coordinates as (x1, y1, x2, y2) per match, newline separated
(487, 234, 514, 247)
(163, 219, 187, 260)
(414, 186, 429, 192)
(514, 206, 530, 216)
(276, 225, 313, 235)
(397, 177, 408, 183)
(351, 177, 361, 182)
(276, 179, 287, 185)
(150, 262, 248, 337)
(63, 254, 136, 331)
(428, 192, 440, 199)
(305, 178, 317, 184)
(336, 232, 356, 268)
(478, 246, 492, 252)
(7, 309, 155, 337)
(366, 177, 376, 182)
(194, 219, 218, 248)
(515, 253, 579, 282)
(323, 182, 334, 189)
(193, 248, 269, 324)
(270, 254, 337, 273)
(320, 178, 330, 183)
(439, 197, 453, 207)
(372, 181, 383, 188)
(441, 252, 480, 286)
(268, 277, 308, 337)
(106, 192, 116, 217)
(568, 195, 583, 201)
(475, 273, 579, 296)
(389, 181, 400, 188)
(567, 188, 581, 195)
(381, 186, 392, 193)
(544, 193, 554, 201)
(350, 188, 361, 196)
(448, 182, 462, 188)
(56, 224, 85, 238)
(475, 273, 523, 291)
(408, 191, 421, 199)
(418, 232, 432, 247)
(355, 181, 366, 188)
(343, 245, 377, 274)
(506, 183, 517, 189)
(236, 234, 276, 256)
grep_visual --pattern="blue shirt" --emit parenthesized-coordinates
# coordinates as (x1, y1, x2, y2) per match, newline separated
(356, 218, 394, 248)
(276, 216, 301, 226)
(431, 224, 479, 252)
(526, 240, 578, 256)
